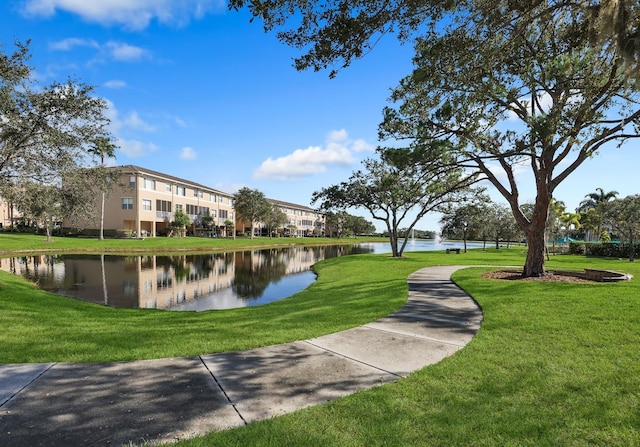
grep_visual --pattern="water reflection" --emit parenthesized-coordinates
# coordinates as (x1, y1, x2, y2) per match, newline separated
(0, 244, 374, 311)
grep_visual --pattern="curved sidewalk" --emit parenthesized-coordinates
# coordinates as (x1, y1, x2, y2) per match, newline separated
(0, 265, 482, 446)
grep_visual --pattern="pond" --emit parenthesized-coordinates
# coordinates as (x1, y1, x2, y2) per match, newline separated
(0, 239, 480, 311)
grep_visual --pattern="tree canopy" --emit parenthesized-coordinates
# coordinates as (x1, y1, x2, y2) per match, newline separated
(233, 187, 271, 238)
(312, 145, 477, 257)
(1, 41, 110, 184)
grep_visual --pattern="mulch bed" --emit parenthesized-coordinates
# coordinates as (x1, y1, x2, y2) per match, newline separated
(482, 270, 595, 283)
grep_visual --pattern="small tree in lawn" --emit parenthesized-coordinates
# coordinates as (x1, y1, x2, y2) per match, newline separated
(171, 209, 191, 237)
(224, 219, 235, 238)
(263, 204, 288, 238)
(234, 187, 271, 239)
(88, 137, 117, 240)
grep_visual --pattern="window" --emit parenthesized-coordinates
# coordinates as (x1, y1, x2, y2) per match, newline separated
(176, 204, 183, 211)
(211, 209, 217, 218)
(121, 198, 133, 210)
(129, 176, 136, 188)
(187, 204, 208, 215)
(143, 178, 156, 190)
(219, 209, 228, 219)
(211, 194, 216, 202)
(165, 183, 172, 192)
(142, 199, 152, 211)
(176, 185, 186, 196)
(194, 189, 203, 198)
(156, 200, 172, 212)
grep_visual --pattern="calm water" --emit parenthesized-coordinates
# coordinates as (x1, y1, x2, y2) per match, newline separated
(1, 239, 478, 311)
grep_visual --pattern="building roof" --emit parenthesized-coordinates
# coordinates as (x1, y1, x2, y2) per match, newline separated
(112, 165, 232, 197)
(114, 165, 320, 213)
(268, 198, 319, 213)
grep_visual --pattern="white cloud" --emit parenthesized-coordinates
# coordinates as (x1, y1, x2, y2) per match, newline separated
(49, 37, 99, 51)
(116, 138, 159, 158)
(51, 37, 150, 64)
(253, 129, 372, 181)
(105, 100, 156, 134)
(123, 111, 156, 132)
(103, 79, 127, 89)
(22, 0, 225, 30)
(105, 41, 149, 62)
(180, 146, 198, 160)
(352, 138, 375, 152)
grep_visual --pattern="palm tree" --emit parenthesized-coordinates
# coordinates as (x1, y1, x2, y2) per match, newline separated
(88, 137, 117, 240)
(579, 188, 618, 241)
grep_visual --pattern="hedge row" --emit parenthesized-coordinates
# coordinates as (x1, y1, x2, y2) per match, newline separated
(569, 241, 640, 257)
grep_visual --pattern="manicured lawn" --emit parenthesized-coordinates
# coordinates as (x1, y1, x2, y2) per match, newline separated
(2, 234, 639, 445)
(0, 232, 385, 254)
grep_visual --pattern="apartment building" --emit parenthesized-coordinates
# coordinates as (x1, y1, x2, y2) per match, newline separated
(69, 165, 236, 237)
(63, 165, 324, 238)
(0, 197, 16, 229)
(269, 198, 325, 237)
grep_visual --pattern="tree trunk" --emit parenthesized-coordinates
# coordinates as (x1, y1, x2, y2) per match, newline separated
(99, 192, 105, 240)
(388, 226, 400, 257)
(629, 230, 635, 262)
(523, 226, 546, 276)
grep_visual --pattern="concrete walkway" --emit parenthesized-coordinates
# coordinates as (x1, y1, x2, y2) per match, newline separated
(0, 265, 482, 446)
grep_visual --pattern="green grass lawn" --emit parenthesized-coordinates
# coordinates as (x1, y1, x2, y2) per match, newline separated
(0, 232, 386, 255)
(1, 234, 639, 445)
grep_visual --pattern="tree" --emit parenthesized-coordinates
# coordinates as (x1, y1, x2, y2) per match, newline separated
(87, 137, 118, 240)
(313, 145, 477, 257)
(263, 204, 288, 237)
(347, 214, 376, 236)
(234, 1, 640, 277)
(439, 195, 490, 252)
(224, 219, 235, 238)
(1, 41, 110, 184)
(380, 3, 640, 275)
(171, 209, 191, 237)
(323, 211, 350, 238)
(579, 187, 619, 241)
(234, 187, 271, 239)
(602, 195, 640, 262)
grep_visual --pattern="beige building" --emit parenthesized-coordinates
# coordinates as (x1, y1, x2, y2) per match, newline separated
(64, 165, 324, 238)
(269, 198, 325, 237)
(68, 165, 236, 237)
(0, 197, 17, 229)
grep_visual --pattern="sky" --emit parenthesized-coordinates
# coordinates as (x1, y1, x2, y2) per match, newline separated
(1, 0, 638, 233)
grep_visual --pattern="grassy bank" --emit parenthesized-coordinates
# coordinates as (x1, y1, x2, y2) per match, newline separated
(0, 232, 386, 255)
(2, 234, 639, 445)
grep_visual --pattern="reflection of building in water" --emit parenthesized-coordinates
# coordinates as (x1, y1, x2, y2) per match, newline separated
(0, 248, 330, 310)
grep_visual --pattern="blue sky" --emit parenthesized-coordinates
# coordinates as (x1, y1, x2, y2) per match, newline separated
(1, 1, 638, 232)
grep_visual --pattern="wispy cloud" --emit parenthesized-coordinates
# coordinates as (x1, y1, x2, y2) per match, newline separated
(253, 129, 373, 181)
(50, 37, 150, 63)
(105, 100, 156, 134)
(49, 37, 99, 51)
(103, 79, 127, 89)
(116, 138, 159, 158)
(22, 0, 225, 30)
(180, 146, 198, 160)
(105, 41, 150, 62)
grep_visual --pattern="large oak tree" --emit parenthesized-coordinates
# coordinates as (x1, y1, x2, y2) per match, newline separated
(381, 2, 640, 275)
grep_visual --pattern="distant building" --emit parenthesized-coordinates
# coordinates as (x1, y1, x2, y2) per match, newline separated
(62, 165, 324, 238)
(65, 165, 236, 237)
(0, 197, 17, 229)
